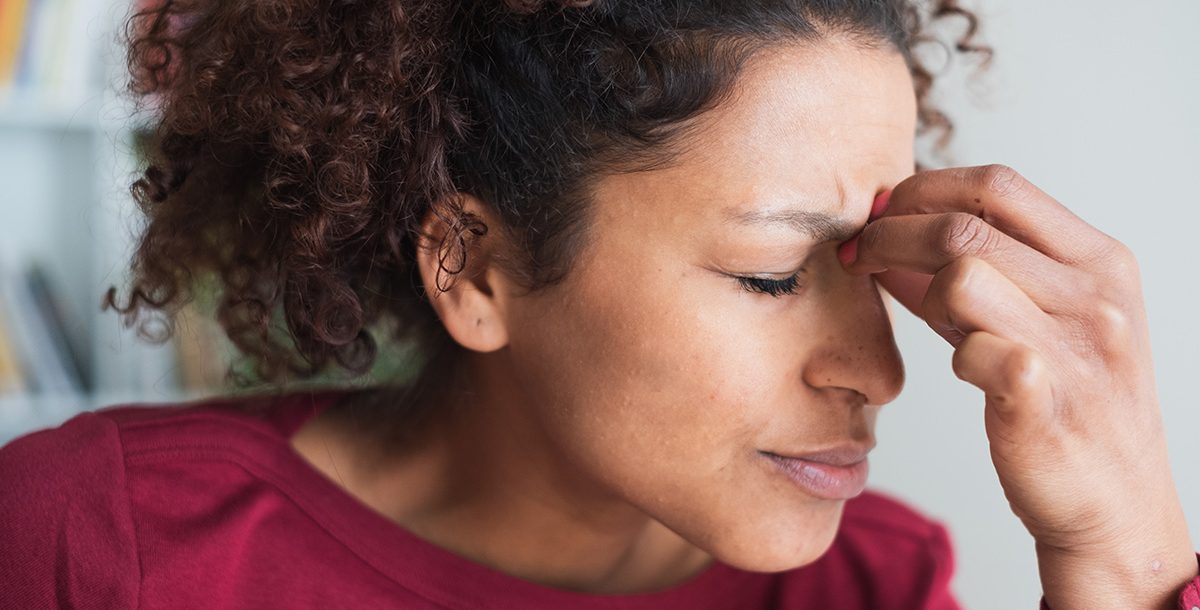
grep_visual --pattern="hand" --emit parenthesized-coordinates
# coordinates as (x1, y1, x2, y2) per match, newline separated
(839, 165, 1196, 609)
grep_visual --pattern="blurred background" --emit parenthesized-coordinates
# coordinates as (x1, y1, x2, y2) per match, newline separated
(0, 1, 1196, 609)
(0, 0, 175, 436)
(0, 0, 409, 446)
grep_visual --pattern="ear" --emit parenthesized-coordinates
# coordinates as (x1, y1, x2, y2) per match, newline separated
(415, 194, 514, 353)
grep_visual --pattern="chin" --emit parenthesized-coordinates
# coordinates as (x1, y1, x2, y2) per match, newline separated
(711, 501, 847, 573)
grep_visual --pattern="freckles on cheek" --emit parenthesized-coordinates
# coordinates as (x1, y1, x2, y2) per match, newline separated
(572, 252, 779, 417)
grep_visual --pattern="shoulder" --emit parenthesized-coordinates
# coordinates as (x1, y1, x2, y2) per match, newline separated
(0, 408, 140, 606)
(0, 390, 345, 606)
(0, 393, 316, 575)
(72, 388, 351, 464)
(0, 391, 303, 476)
(0, 407, 134, 516)
(0, 395, 268, 551)
(1, 410, 128, 521)
(0, 387, 351, 499)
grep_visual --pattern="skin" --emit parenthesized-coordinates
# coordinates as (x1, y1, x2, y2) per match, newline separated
(292, 36, 1196, 608)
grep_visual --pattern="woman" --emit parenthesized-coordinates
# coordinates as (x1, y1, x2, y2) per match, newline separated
(2, 0, 1196, 608)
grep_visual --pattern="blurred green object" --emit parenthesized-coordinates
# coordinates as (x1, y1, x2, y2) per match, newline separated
(176, 271, 423, 396)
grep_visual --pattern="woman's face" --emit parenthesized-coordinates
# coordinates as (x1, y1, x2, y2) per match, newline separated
(502, 39, 916, 571)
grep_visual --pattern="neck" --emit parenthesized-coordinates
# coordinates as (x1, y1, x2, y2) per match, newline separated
(293, 349, 714, 594)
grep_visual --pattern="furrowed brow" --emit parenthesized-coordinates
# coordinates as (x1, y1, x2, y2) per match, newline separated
(723, 207, 860, 244)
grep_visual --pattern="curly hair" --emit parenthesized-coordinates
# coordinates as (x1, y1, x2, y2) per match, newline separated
(105, 0, 991, 399)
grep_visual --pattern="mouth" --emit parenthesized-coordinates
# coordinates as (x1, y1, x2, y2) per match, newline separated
(759, 443, 873, 501)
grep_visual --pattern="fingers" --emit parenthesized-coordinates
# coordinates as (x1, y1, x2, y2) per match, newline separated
(873, 255, 1055, 350)
(919, 256, 1054, 349)
(882, 165, 1118, 267)
(848, 211, 1085, 310)
(951, 330, 1055, 430)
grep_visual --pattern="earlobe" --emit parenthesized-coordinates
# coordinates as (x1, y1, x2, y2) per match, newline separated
(415, 194, 511, 353)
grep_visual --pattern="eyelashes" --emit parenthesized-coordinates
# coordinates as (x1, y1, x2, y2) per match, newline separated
(735, 272, 804, 297)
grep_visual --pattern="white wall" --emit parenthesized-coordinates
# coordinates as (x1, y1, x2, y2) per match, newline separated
(870, 2, 1200, 608)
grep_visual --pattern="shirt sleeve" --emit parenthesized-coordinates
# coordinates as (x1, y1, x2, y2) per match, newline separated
(0, 412, 140, 608)
(1038, 553, 1200, 610)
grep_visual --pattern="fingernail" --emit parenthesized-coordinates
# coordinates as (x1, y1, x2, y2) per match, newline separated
(837, 234, 860, 265)
(868, 189, 892, 222)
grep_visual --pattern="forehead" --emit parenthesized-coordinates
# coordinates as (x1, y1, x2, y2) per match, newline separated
(589, 39, 917, 233)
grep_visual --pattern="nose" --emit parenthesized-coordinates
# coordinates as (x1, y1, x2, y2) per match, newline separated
(801, 272, 905, 407)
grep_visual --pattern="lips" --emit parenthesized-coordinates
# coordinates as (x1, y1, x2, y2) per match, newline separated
(766, 443, 874, 467)
(760, 443, 873, 501)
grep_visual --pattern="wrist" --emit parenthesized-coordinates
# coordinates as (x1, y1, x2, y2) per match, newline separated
(1036, 540, 1198, 610)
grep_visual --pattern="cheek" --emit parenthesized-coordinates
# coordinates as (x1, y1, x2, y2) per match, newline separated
(507, 248, 844, 571)
(508, 251, 814, 511)
(533, 263, 779, 454)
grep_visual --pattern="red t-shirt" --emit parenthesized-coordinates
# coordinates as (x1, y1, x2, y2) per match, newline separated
(0, 388, 1196, 609)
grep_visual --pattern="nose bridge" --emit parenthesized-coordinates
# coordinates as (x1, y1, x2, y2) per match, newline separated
(802, 273, 905, 407)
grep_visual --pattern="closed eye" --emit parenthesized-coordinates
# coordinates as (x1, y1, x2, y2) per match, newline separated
(735, 273, 803, 297)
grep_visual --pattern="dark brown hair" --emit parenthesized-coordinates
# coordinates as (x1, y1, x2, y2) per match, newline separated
(105, 0, 990, 402)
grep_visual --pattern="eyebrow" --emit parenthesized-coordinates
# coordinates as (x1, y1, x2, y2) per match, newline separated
(722, 207, 861, 244)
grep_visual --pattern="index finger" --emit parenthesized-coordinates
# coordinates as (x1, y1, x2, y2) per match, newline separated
(883, 164, 1116, 267)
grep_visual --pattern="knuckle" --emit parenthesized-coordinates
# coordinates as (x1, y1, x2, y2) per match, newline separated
(1079, 237, 1142, 287)
(1110, 239, 1137, 263)
(950, 341, 971, 379)
(1065, 230, 1129, 269)
(936, 213, 995, 259)
(1103, 240, 1140, 278)
(1087, 299, 1135, 349)
(1003, 347, 1046, 394)
(938, 256, 986, 308)
(978, 163, 1026, 199)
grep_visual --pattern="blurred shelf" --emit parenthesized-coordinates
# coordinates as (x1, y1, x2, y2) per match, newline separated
(0, 2, 193, 450)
